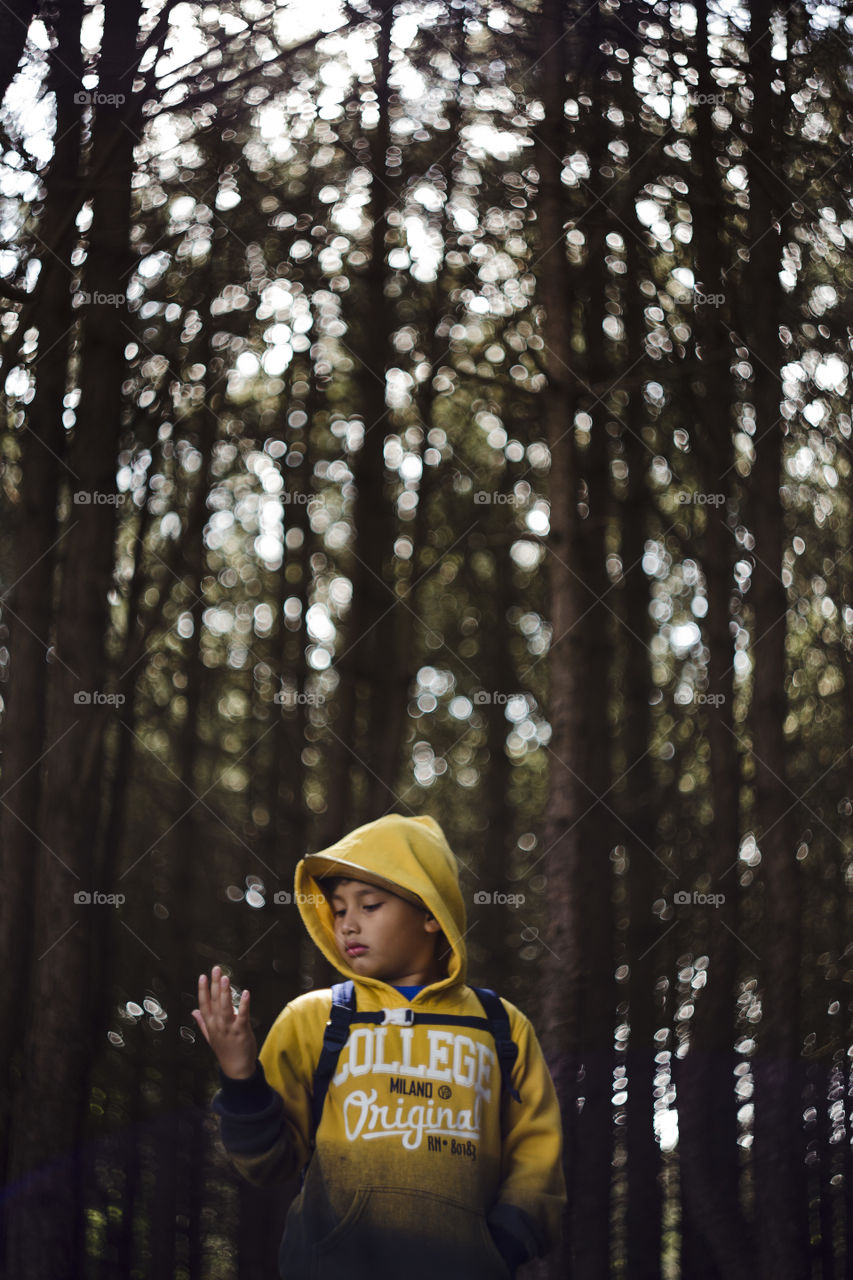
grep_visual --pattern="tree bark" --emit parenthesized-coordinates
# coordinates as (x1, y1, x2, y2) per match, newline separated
(321, 0, 403, 834)
(619, 244, 662, 1280)
(4, 3, 143, 1275)
(533, 0, 583, 1274)
(0, 0, 84, 1208)
(746, 4, 807, 1277)
(671, 0, 754, 1271)
(570, 41, 617, 1272)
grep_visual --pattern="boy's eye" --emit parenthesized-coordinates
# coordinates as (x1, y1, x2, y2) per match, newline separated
(333, 903, 381, 917)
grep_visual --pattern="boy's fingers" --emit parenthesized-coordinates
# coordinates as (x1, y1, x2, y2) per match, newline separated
(191, 1010, 210, 1043)
(200, 972, 225, 1022)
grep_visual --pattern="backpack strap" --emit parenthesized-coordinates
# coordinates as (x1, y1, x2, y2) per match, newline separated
(310, 980, 356, 1138)
(471, 987, 521, 1104)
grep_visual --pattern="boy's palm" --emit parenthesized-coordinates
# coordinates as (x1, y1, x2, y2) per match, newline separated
(193, 965, 258, 1078)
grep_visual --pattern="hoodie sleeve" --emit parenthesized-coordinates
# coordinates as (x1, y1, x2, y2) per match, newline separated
(210, 1000, 317, 1187)
(485, 1000, 567, 1267)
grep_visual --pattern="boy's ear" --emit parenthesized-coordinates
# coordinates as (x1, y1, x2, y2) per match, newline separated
(423, 912, 441, 933)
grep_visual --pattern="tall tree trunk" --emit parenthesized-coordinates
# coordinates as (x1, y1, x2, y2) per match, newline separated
(620, 228, 662, 1280)
(571, 39, 617, 1269)
(474, 470, 518, 994)
(110, 1050, 145, 1280)
(672, 0, 754, 1271)
(147, 252, 224, 1279)
(533, 0, 583, 1274)
(0, 0, 84, 1217)
(746, 4, 807, 1277)
(321, 0, 402, 833)
(4, 4, 143, 1275)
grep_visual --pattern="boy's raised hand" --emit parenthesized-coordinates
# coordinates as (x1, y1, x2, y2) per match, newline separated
(192, 965, 258, 1079)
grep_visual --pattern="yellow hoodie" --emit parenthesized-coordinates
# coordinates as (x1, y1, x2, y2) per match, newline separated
(211, 814, 567, 1280)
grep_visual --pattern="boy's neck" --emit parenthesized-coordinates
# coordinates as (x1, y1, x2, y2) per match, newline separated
(382, 961, 444, 988)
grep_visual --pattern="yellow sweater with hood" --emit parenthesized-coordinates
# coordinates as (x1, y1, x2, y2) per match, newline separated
(211, 814, 567, 1280)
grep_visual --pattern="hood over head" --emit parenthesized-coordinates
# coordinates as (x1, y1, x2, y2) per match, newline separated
(294, 814, 467, 994)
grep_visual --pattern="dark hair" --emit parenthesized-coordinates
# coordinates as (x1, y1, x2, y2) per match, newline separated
(319, 876, 428, 914)
(319, 876, 351, 896)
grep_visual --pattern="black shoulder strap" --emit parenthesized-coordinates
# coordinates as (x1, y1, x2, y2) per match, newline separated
(471, 986, 521, 1103)
(310, 980, 356, 1138)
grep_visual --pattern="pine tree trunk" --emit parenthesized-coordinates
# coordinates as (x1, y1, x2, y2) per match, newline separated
(671, 0, 754, 1269)
(148, 255, 224, 1279)
(619, 332, 662, 1280)
(571, 87, 617, 1278)
(322, 0, 402, 833)
(4, 4, 143, 1275)
(0, 0, 84, 1213)
(746, 4, 807, 1276)
(533, 0, 583, 1274)
(110, 1051, 145, 1280)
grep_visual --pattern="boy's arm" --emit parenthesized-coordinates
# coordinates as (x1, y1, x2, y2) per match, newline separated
(210, 1001, 316, 1187)
(486, 1001, 568, 1269)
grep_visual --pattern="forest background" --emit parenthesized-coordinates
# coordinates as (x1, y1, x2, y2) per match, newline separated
(0, 0, 851, 1277)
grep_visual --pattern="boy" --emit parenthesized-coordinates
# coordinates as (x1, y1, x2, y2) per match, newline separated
(194, 813, 566, 1279)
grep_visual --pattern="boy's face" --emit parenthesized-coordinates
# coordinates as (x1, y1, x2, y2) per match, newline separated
(327, 878, 444, 987)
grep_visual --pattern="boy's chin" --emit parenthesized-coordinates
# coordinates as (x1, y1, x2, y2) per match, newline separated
(342, 953, 397, 981)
